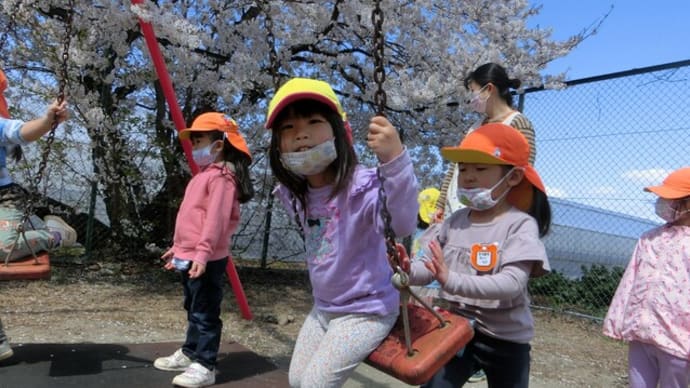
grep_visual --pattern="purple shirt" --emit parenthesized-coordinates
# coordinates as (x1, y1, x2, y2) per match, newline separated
(275, 150, 418, 315)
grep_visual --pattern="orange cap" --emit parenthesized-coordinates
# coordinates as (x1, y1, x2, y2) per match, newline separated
(179, 112, 251, 160)
(0, 68, 10, 118)
(644, 167, 690, 199)
(441, 123, 545, 211)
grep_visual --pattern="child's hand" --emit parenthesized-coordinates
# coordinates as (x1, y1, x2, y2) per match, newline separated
(367, 115, 403, 163)
(424, 239, 449, 285)
(161, 248, 174, 271)
(46, 100, 69, 125)
(189, 261, 207, 278)
(395, 242, 410, 273)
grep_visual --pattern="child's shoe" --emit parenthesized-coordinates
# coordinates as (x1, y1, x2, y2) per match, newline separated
(0, 339, 13, 361)
(153, 348, 192, 371)
(172, 362, 215, 388)
(468, 368, 486, 383)
(44, 215, 77, 247)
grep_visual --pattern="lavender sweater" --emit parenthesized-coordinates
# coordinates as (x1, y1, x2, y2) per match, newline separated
(275, 150, 418, 316)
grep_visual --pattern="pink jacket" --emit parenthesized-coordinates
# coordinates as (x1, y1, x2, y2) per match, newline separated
(172, 163, 240, 264)
(602, 224, 690, 360)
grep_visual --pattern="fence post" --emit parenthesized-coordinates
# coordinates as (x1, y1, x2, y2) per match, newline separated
(260, 190, 274, 269)
(85, 180, 97, 260)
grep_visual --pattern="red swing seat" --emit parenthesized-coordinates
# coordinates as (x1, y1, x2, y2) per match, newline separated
(0, 252, 51, 280)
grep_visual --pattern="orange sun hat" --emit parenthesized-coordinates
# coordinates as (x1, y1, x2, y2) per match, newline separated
(440, 123, 545, 211)
(179, 112, 252, 160)
(644, 167, 690, 199)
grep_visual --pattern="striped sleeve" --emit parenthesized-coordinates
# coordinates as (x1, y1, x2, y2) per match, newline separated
(510, 114, 536, 165)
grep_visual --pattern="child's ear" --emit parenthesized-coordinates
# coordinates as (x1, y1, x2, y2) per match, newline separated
(506, 168, 525, 187)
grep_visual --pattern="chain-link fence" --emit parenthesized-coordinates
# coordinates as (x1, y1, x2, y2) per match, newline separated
(521, 59, 690, 317)
(5, 60, 689, 318)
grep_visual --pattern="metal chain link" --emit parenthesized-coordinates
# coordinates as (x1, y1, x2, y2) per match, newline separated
(5, 0, 74, 263)
(372, 0, 400, 269)
(371, 0, 386, 115)
(0, 1, 21, 52)
(21, 0, 73, 223)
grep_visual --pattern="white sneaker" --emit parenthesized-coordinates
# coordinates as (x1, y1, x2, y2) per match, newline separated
(0, 340, 13, 361)
(44, 215, 78, 247)
(172, 362, 215, 388)
(154, 348, 192, 371)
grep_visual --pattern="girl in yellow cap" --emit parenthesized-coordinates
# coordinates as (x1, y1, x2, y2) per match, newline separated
(603, 167, 690, 388)
(154, 112, 254, 388)
(266, 77, 418, 387)
(407, 123, 551, 388)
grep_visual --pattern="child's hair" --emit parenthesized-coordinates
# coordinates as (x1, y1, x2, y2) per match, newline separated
(464, 62, 521, 107)
(496, 165, 551, 237)
(268, 99, 358, 210)
(189, 130, 255, 204)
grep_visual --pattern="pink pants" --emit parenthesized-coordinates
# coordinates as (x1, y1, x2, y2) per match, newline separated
(629, 341, 690, 388)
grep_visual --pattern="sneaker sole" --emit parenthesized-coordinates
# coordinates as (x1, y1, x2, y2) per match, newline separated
(153, 362, 191, 372)
(0, 349, 14, 362)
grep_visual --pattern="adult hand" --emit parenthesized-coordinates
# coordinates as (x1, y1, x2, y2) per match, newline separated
(161, 248, 174, 271)
(367, 115, 403, 163)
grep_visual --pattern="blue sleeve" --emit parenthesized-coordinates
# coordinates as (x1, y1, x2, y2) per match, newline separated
(0, 117, 28, 145)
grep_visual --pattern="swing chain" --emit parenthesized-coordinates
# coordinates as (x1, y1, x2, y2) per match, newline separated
(20, 0, 73, 226)
(0, 1, 22, 52)
(262, 0, 280, 90)
(371, 0, 387, 115)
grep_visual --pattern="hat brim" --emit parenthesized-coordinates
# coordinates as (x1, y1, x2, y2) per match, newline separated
(644, 185, 690, 199)
(265, 92, 341, 129)
(441, 148, 506, 165)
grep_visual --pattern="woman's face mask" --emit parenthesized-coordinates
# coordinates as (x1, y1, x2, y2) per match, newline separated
(468, 84, 490, 114)
(280, 139, 337, 177)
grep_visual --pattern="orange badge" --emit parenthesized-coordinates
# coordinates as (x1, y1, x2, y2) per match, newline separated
(470, 243, 498, 272)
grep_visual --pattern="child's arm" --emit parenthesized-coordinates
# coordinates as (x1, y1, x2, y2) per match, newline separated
(20, 100, 69, 142)
(368, 116, 418, 237)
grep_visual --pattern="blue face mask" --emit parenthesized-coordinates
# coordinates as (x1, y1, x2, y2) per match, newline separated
(192, 142, 220, 167)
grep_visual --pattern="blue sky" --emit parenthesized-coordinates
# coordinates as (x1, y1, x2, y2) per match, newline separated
(523, 1, 690, 222)
(530, 1, 690, 80)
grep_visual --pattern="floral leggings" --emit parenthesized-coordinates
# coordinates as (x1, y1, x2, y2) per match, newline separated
(288, 306, 397, 388)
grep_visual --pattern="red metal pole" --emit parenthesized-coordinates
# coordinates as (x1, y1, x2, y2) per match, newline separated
(132, 1, 252, 320)
(131, 0, 198, 175)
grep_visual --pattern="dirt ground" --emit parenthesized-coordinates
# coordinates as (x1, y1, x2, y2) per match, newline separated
(0, 255, 628, 387)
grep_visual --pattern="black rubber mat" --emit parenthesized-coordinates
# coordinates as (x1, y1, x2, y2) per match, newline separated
(0, 341, 288, 387)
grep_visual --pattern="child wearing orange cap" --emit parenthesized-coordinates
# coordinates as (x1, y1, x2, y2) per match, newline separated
(265, 77, 418, 387)
(154, 112, 254, 388)
(603, 167, 690, 388)
(407, 123, 551, 388)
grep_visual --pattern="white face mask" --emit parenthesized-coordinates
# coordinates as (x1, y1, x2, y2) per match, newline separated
(281, 139, 337, 177)
(468, 85, 489, 114)
(192, 142, 221, 167)
(456, 168, 515, 211)
(654, 197, 689, 222)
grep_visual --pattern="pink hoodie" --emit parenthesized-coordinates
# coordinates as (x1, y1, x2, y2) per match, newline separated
(172, 163, 240, 264)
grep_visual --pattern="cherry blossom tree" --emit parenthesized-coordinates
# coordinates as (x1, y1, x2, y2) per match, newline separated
(0, 0, 603, 251)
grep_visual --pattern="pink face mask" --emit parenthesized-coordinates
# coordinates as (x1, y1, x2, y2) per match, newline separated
(468, 85, 489, 114)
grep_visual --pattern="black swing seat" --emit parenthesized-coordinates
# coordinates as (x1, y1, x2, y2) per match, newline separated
(0, 251, 51, 280)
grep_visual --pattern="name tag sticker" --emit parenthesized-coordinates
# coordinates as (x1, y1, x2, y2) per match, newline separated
(470, 243, 498, 272)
